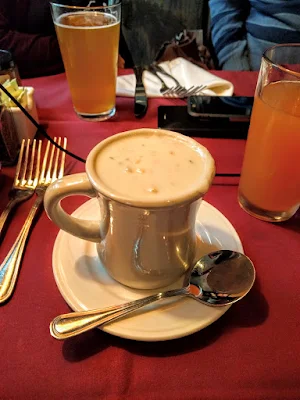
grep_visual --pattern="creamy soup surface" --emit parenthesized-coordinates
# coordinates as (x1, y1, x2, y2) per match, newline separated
(94, 132, 209, 203)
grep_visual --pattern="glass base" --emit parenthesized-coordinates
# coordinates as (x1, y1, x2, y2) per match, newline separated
(75, 106, 116, 121)
(238, 192, 299, 222)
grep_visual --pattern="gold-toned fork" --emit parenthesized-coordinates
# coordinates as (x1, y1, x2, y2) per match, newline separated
(0, 139, 41, 240)
(0, 137, 67, 304)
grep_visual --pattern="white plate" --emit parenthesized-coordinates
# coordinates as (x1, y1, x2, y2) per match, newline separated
(53, 198, 243, 341)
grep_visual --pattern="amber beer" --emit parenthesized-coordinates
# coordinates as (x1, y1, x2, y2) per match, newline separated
(54, 11, 120, 120)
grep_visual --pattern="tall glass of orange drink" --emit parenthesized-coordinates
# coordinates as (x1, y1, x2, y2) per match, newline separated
(50, 1, 121, 121)
(238, 44, 300, 222)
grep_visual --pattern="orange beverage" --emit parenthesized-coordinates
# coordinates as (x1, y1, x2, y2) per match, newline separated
(239, 80, 300, 219)
(54, 11, 120, 119)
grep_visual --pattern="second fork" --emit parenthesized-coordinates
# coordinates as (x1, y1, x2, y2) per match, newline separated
(148, 64, 205, 97)
(0, 137, 67, 304)
(0, 139, 41, 240)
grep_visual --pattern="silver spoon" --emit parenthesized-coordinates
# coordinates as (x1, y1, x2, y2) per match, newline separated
(50, 250, 255, 340)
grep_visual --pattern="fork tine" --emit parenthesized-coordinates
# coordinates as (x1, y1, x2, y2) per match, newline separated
(185, 86, 197, 95)
(58, 138, 67, 179)
(162, 88, 174, 96)
(175, 87, 186, 96)
(33, 140, 42, 188)
(45, 137, 57, 183)
(51, 137, 61, 182)
(189, 85, 206, 96)
(182, 87, 198, 97)
(163, 87, 185, 97)
(20, 139, 30, 185)
(171, 88, 181, 97)
(39, 140, 51, 184)
(14, 139, 26, 186)
(174, 86, 186, 95)
(164, 85, 206, 98)
(27, 139, 36, 186)
(195, 84, 206, 94)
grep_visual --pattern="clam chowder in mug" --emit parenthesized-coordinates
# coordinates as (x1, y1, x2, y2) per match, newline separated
(44, 129, 215, 289)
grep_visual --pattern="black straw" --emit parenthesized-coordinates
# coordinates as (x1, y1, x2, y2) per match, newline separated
(215, 173, 240, 177)
(0, 82, 86, 164)
(0, 83, 242, 177)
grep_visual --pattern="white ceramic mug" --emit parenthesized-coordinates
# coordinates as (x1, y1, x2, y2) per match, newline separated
(44, 129, 215, 289)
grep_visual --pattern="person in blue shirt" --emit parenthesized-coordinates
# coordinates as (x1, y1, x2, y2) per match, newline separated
(209, 0, 300, 70)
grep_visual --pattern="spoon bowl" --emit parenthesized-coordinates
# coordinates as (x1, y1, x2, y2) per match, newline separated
(50, 250, 255, 340)
(189, 250, 255, 305)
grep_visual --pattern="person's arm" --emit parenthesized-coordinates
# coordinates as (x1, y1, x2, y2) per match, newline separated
(0, 10, 64, 78)
(209, 0, 251, 70)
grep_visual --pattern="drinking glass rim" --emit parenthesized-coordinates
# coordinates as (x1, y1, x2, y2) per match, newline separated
(263, 43, 300, 79)
(50, 1, 121, 10)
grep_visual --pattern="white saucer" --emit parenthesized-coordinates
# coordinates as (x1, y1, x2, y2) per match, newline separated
(53, 198, 243, 341)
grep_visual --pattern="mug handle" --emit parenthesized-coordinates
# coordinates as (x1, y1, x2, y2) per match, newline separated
(44, 172, 104, 243)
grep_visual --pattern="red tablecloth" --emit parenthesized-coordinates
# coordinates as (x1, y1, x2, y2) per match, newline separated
(0, 71, 300, 400)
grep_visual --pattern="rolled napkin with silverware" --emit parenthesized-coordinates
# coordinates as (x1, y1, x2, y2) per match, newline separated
(117, 57, 234, 98)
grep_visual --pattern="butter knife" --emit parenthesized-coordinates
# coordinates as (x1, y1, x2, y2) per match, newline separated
(133, 66, 148, 118)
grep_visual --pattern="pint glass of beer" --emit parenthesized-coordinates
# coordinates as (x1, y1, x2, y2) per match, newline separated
(50, 1, 121, 121)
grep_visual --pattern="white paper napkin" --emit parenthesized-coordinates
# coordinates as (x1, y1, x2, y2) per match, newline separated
(117, 57, 234, 98)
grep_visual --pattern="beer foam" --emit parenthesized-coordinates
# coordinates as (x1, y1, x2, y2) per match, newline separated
(55, 11, 118, 30)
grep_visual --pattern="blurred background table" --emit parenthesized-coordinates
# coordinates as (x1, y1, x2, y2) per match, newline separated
(0, 70, 299, 400)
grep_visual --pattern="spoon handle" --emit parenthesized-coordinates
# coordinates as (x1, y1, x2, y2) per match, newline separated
(50, 288, 187, 340)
